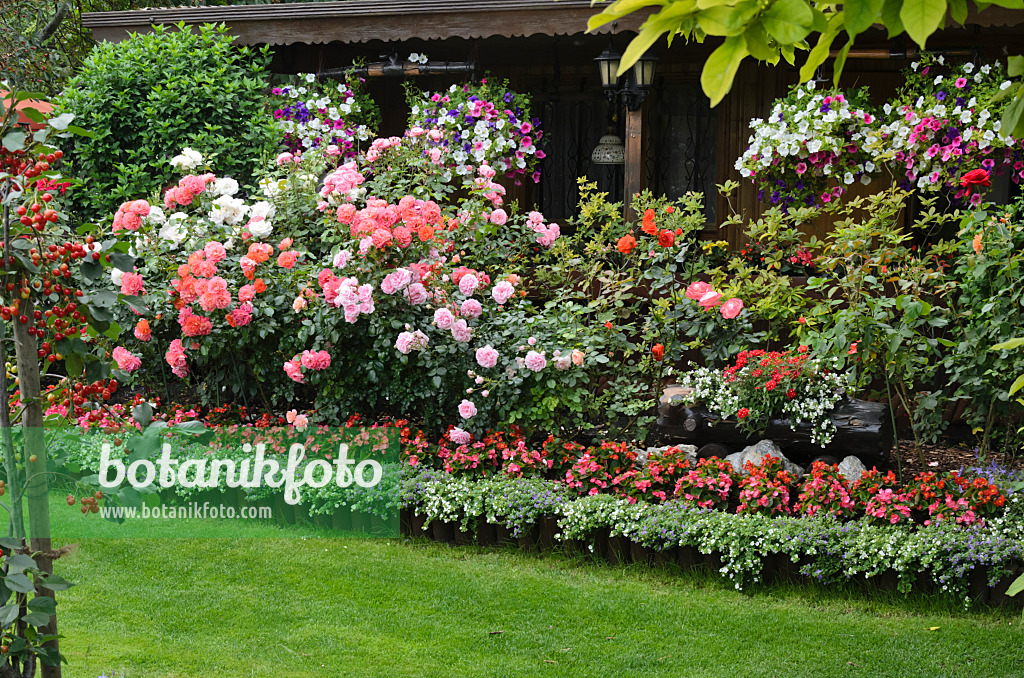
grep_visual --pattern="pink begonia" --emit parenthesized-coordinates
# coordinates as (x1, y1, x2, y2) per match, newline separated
(165, 339, 188, 378)
(395, 330, 429, 354)
(112, 346, 141, 372)
(404, 283, 428, 306)
(120, 272, 144, 296)
(458, 399, 477, 420)
(720, 297, 744, 319)
(284, 356, 304, 383)
(381, 268, 413, 294)
(492, 280, 515, 305)
(475, 345, 499, 369)
(489, 209, 508, 225)
(292, 297, 307, 312)
(460, 298, 482, 318)
(524, 350, 547, 372)
(301, 350, 331, 370)
(228, 303, 253, 327)
(204, 241, 227, 264)
(433, 308, 456, 330)
(459, 273, 480, 296)
(333, 249, 351, 268)
(685, 281, 712, 301)
(698, 289, 722, 308)
(451, 319, 472, 343)
(450, 427, 471, 445)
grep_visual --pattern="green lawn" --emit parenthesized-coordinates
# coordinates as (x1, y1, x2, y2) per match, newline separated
(50, 535, 1024, 678)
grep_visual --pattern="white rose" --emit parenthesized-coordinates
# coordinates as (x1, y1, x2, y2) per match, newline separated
(213, 177, 239, 197)
(110, 268, 125, 286)
(248, 219, 273, 239)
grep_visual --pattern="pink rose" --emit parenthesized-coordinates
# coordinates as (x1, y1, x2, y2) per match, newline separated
(524, 350, 547, 372)
(433, 308, 456, 330)
(475, 345, 499, 369)
(458, 399, 477, 420)
(698, 290, 722, 308)
(720, 297, 744, 319)
(489, 209, 508, 225)
(112, 346, 141, 372)
(451, 319, 472, 343)
(459, 273, 480, 296)
(461, 298, 482, 318)
(283, 357, 304, 383)
(450, 427, 471, 445)
(120, 272, 145, 296)
(685, 281, 712, 301)
(491, 280, 515, 305)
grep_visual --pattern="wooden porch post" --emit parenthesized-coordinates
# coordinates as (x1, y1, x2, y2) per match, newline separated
(624, 103, 645, 224)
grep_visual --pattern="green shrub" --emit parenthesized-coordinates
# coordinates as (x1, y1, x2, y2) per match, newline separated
(55, 22, 277, 219)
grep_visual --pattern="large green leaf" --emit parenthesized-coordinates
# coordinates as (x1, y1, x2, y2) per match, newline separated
(844, 0, 886, 36)
(1007, 572, 1024, 597)
(799, 12, 843, 81)
(701, 35, 749, 106)
(992, 337, 1024, 351)
(1008, 55, 1024, 78)
(588, 0, 668, 30)
(880, 0, 905, 35)
(1001, 89, 1024, 138)
(899, 0, 947, 47)
(947, 0, 968, 22)
(762, 0, 816, 43)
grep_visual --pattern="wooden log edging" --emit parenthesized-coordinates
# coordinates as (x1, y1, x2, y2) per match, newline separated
(398, 508, 1024, 608)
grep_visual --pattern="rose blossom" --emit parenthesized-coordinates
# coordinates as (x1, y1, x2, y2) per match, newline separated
(524, 350, 547, 372)
(459, 273, 480, 296)
(450, 427, 471, 445)
(475, 345, 499, 368)
(491, 280, 515, 305)
(120, 272, 145, 296)
(720, 297, 744, 319)
(433, 308, 456, 330)
(134, 319, 151, 342)
(301, 350, 331, 370)
(458, 399, 477, 420)
(451, 319, 472, 343)
(460, 299, 482, 318)
(284, 357, 304, 383)
(112, 347, 141, 372)
(686, 281, 712, 301)
(165, 339, 188, 378)
(404, 283, 429, 306)
(698, 289, 723, 308)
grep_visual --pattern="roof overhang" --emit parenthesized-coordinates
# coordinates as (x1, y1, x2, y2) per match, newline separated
(81, 0, 649, 46)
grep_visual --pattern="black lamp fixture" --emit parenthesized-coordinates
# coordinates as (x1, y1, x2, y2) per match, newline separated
(594, 44, 658, 111)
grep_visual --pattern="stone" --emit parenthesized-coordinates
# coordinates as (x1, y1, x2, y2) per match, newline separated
(726, 440, 804, 476)
(838, 455, 868, 484)
(636, 444, 698, 468)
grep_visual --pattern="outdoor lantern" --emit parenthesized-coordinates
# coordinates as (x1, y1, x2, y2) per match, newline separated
(594, 45, 622, 94)
(590, 133, 626, 165)
(632, 51, 658, 91)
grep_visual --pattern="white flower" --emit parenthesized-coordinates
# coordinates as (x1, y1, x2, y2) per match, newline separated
(143, 205, 165, 225)
(1000, 80, 1012, 90)
(110, 268, 125, 286)
(210, 195, 248, 226)
(159, 214, 188, 246)
(169, 147, 203, 172)
(964, 62, 975, 74)
(304, 73, 316, 83)
(248, 218, 273, 239)
(212, 177, 239, 197)
(981, 64, 992, 74)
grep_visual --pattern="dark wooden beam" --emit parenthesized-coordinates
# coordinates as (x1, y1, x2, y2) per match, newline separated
(623, 105, 645, 223)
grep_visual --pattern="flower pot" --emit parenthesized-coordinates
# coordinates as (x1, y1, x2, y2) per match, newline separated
(410, 510, 426, 537)
(517, 523, 539, 550)
(453, 522, 471, 546)
(630, 541, 654, 564)
(431, 519, 456, 544)
(592, 527, 610, 562)
(677, 545, 699, 570)
(989, 562, 1024, 608)
(538, 515, 558, 551)
(701, 550, 723, 573)
(494, 522, 514, 545)
(606, 535, 631, 565)
(476, 518, 497, 546)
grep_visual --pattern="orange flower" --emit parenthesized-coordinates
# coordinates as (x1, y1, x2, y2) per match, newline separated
(617, 234, 637, 254)
(658, 230, 675, 248)
(176, 264, 190, 278)
(254, 278, 267, 293)
(652, 343, 664, 361)
(973, 232, 983, 254)
(848, 342, 858, 355)
(665, 206, 675, 214)
(641, 208, 657, 236)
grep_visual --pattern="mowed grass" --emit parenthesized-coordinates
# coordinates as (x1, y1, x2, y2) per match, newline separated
(50, 534, 1024, 678)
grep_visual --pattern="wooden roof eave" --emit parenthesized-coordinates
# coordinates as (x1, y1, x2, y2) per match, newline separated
(81, 0, 650, 45)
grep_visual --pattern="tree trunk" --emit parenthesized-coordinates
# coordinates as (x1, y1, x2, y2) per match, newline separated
(11, 299, 59, 678)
